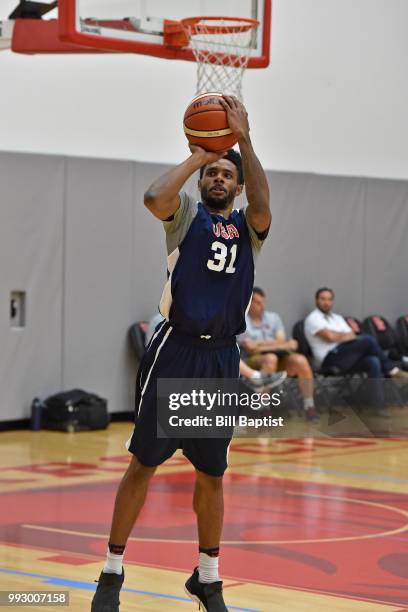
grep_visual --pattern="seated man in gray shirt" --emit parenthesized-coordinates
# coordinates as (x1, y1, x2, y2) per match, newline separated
(239, 287, 318, 421)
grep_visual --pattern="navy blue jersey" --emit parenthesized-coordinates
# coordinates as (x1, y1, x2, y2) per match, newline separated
(159, 193, 266, 338)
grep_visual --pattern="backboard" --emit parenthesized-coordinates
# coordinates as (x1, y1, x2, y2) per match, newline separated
(58, 0, 271, 68)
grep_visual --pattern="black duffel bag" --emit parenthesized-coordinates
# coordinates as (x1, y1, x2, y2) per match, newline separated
(40, 389, 110, 432)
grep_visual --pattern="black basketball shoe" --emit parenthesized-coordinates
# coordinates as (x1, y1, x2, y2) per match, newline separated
(185, 568, 228, 611)
(91, 569, 124, 611)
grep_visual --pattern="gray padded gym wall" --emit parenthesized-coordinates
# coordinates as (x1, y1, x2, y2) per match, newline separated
(132, 162, 172, 318)
(0, 153, 64, 420)
(363, 179, 408, 322)
(63, 158, 135, 414)
(257, 172, 367, 330)
(1, 152, 408, 420)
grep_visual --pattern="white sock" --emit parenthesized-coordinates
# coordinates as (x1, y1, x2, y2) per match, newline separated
(250, 371, 262, 379)
(304, 397, 315, 410)
(103, 548, 124, 575)
(389, 367, 399, 376)
(198, 552, 220, 583)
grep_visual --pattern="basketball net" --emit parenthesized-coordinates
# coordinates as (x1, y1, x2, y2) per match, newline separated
(182, 17, 259, 101)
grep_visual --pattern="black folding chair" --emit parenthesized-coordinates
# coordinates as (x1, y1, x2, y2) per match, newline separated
(128, 321, 149, 362)
(396, 315, 408, 354)
(362, 315, 404, 364)
(344, 315, 363, 336)
(292, 319, 366, 412)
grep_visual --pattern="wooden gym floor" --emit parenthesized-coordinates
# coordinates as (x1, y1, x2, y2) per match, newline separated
(1, 423, 408, 611)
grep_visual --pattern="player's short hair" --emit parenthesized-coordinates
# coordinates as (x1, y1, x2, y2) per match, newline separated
(315, 287, 334, 300)
(199, 149, 244, 185)
(253, 287, 265, 297)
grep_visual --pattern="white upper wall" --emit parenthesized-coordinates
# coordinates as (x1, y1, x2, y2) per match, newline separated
(0, 0, 407, 178)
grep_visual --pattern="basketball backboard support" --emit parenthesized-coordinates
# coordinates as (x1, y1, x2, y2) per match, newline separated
(0, 18, 115, 53)
(58, 0, 271, 68)
(0, 20, 13, 50)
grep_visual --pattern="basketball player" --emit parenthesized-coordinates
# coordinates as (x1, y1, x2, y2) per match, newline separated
(91, 95, 271, 612)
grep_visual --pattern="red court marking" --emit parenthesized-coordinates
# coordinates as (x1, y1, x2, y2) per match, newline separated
(231, 442, 312, 456)
(39, 554, 91, 565)
(100, 456, 131, 463)
(9, 456, 190, 479)
(1, 472, 408, 606)
(5, 540, 103, 563)
(15, 462, 101, 478)
(230, 438, 377, 457)
(230, 440, 408, 465)
(291, 441, 408, 463)
(0, 479, 37, 484)
(100, 455, 189, 467)
(303, 439, 376, 448)
(11, 461, 127, 477)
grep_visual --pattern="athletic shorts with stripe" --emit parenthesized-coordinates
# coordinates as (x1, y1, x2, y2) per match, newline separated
(127, 321, 240, 477)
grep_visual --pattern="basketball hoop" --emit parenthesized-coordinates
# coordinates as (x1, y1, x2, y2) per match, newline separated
(165, 16, 259, 101)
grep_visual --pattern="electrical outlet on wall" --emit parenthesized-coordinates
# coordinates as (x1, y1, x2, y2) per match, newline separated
(10, 291, 26, 328)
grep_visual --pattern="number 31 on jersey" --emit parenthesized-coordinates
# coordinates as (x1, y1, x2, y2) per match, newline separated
(207, 241, 237, 274)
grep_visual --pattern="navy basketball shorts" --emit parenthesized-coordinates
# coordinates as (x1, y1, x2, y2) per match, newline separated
(127, 321, 240, 477)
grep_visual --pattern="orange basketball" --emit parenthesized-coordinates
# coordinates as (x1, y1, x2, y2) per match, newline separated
(183, 92, 238, 153)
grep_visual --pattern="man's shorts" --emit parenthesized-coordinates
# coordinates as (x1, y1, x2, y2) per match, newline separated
(127, 321, 240, 477)
(247, 351, 290, 371)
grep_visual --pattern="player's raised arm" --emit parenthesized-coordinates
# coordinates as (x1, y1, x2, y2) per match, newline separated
(144, 148, 225, 220)
(220, 96, 271, 234)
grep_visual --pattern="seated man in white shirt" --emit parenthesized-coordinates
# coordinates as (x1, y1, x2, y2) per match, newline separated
(304, 287, 407, 416)
(239, 287, 318, 422)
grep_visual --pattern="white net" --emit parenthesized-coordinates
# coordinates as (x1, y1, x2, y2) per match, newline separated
(182, 18, 258, 101)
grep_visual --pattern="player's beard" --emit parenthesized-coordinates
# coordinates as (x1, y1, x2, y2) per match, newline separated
(201, 185, 236, 210)
(318, 304, 332, 314)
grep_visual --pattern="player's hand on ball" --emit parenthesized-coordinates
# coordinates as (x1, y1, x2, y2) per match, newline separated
(189, 144, 228, 164)
(219, 96, 250, 141)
